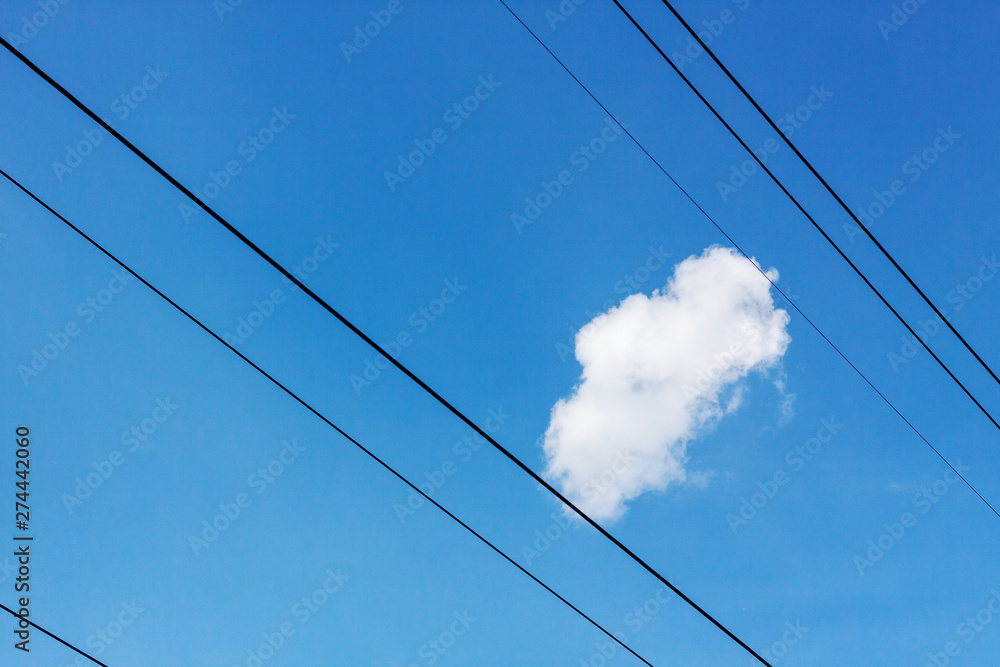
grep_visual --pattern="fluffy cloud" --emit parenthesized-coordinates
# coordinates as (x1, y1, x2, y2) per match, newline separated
(542, 246, 791, 521)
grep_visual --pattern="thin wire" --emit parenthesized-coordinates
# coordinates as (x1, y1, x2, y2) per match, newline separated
(657, 0, 1000, 389)
(488, 2, 999, 521)
(0, 166, 657, 667)
(0, 35, 770, 666)
(0, 602, 109, 667)
(605, 0, 1000, 434)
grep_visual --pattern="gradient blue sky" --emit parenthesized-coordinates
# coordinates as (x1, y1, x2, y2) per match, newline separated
(1, 0, 999, 665)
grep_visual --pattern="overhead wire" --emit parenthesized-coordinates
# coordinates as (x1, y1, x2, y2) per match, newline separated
(0, 602, 108, 667)
(655, 0, 1000, 389)
(4, 9, 997, 662)
(494, 0, 1000, 523)
(0, 35, 775, 667)
(0, 165, 660, 667)
(605, 0, 1000, 433)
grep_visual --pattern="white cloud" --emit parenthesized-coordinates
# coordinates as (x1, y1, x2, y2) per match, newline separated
(775, 378, 797, 428)
(542, 246, 791, 522)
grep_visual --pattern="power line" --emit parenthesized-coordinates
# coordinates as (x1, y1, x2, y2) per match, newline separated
(5, 10, 995, 665)
(657, 0, 1000, 390)
(0, 602, 108, 667)
(0, 36, 772, 667)
(489, 2, 1000, 526)
(0, 166, 658, 667)
(606, 0, 1000, 434)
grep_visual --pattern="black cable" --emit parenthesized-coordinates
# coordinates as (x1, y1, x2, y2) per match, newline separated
(0, 602, 109, 667)
(0, 168, 653, 667)
(7, 12, 997, 665)
(0, 167, 657, 667)
(498, 0, 1000, 518)
(657, 0, 1000, 389)
(605, 0, 1000, 434)
(0, 36, 767, 666)
(486, 2, 1000, 526)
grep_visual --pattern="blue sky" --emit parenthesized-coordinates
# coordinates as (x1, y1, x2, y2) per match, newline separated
(1, 0, 998, 665)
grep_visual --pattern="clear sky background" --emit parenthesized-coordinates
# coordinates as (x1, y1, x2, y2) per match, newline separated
(0, 0, 998, 665)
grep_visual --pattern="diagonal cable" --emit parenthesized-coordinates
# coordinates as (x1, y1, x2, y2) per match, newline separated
(605, 0, 1000, 433)
(0, 166, 659, 666)
(494, 0, 1000, 525)
(0, 35, 771, 667)
(0, 602, 108, 667)
(656, 0, 1000, 389)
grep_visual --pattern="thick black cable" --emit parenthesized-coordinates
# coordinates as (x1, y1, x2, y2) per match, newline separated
(0, 166, 657, 667)
(7, 12, 996, 666)
(0, 602, 109, 667)
(0, 36, 766, 666)
(605, 1, 1000, 434)
(657, 0, 1000, 389)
